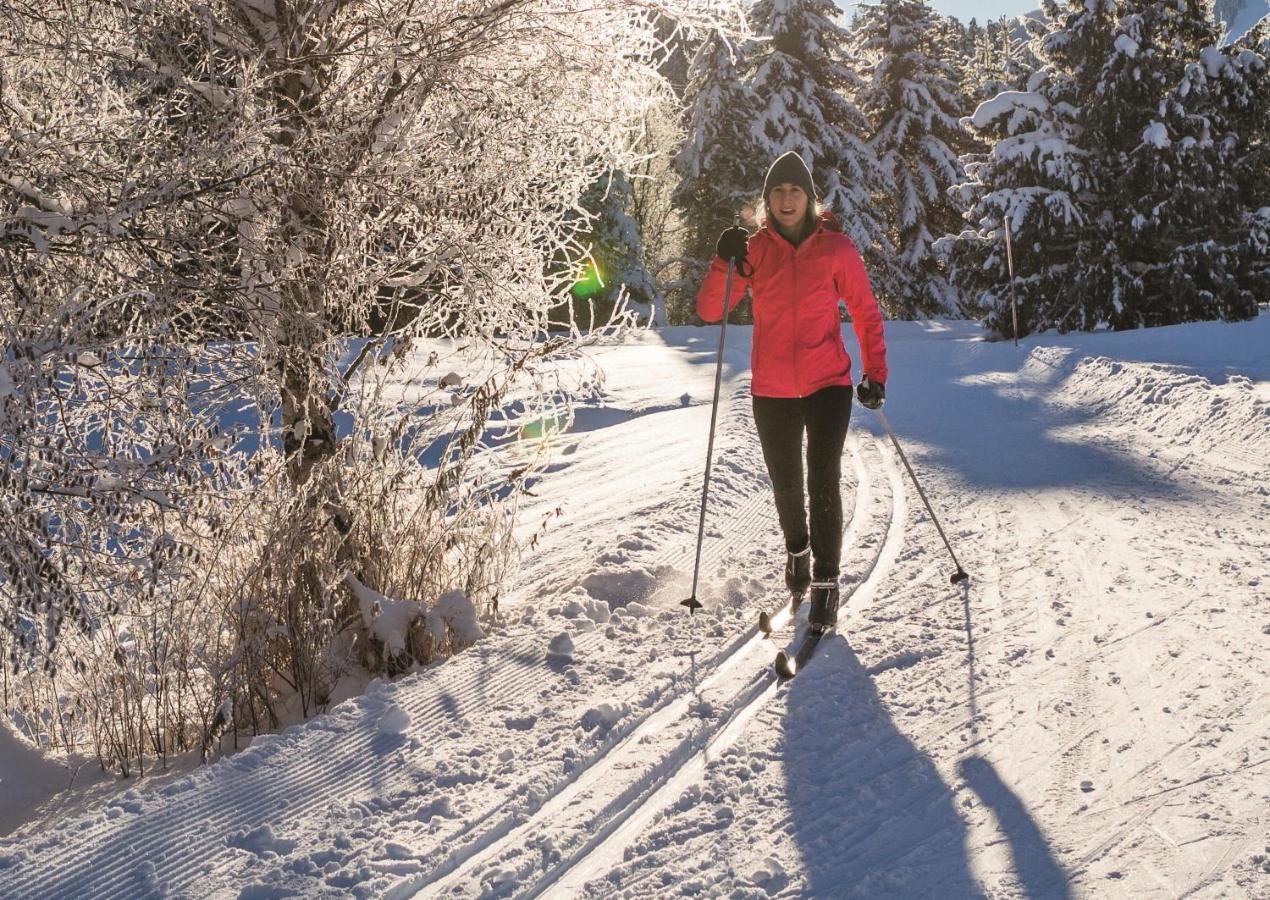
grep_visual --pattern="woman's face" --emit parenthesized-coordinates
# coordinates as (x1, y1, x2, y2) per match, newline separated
(769, 183, 809, 234)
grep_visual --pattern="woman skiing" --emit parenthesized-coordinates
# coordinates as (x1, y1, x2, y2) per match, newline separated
(697, 150, 888, 631)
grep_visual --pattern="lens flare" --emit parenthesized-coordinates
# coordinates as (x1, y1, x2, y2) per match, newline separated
(517, 409, 568, 441)
(571, 258, 605, 299)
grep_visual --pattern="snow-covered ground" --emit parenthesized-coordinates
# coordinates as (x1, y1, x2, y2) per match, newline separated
(2, 314, 1268, 898)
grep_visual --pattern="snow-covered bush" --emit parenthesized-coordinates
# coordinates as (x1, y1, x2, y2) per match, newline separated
(1, 0, 744, 772)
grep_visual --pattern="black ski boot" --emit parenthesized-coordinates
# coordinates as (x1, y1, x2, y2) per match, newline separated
(808, 580, 839, 631)
(785, 543, 811, 601)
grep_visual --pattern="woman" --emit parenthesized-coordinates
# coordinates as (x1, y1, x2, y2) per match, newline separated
(697, 150, 888, 631)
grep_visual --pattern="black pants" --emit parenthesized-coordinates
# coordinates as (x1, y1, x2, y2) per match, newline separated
(752, 386, 853, 580)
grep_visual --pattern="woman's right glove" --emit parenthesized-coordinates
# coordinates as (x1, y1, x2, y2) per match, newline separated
(856, 376, 885, 410)
(715, 226, 749, 265)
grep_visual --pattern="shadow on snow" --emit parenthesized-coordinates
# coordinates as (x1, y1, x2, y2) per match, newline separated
(783, 636, 1071, 899)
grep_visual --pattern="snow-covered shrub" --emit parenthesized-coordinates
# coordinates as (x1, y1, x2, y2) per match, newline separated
(2, 0, 746, 772)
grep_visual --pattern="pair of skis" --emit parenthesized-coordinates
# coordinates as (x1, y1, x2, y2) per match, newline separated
(758, 595, 830, 679)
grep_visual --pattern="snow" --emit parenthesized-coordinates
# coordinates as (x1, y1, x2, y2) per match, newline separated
(1142, 120, 1170, 148)
(345, 579, 481, 657)
(347, 575, 423, 657)
(1114, 33, 1140, 58)
(546, 631, 576, 661)
(427, 589, 484, 644)
(3, 316, 1269, 896)
(1201, 44, 1230, 78)
(377, 703, 411, 736)
(580, 702, 629, 733)
(969, 90, 1048, 131)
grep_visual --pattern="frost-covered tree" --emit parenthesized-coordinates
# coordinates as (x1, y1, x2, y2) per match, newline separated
(748, 0, 888, 256)
(673, 30, 767, 310)
(854, 0, 969, 315)
(1, 0, 744, 765)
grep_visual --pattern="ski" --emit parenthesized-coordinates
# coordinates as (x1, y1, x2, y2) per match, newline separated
(758, 593, 803, 636)
(774, 624, 830, 679)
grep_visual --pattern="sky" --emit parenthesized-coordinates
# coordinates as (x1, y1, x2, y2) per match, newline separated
(839, 1, 1040, 26)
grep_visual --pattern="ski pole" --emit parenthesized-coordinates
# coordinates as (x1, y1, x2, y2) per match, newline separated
(874, 409, 969, 585)
(682, 235, 741, 614)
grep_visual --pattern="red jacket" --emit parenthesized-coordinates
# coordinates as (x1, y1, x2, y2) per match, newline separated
(697, 212, 888, 398)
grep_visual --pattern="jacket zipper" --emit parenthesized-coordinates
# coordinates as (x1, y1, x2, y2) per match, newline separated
(792, 244, 800, 398)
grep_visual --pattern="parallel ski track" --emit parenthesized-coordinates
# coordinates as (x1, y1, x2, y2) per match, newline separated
(0, 379, 777, 899)
(540, 436, 908, 898)
(410, 435, 907, 899)
(390, 434, 870, 898)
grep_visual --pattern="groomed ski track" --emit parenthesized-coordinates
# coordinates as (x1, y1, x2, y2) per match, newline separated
(409, 435, 906, 898)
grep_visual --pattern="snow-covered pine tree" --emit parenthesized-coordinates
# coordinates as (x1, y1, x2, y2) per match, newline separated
(672, 31, 766, 321)
(854, 0, 969, 315)
(974, 16, 1040, 102)
(1230, 19, 1270, 297)
(747, 0, 889, 262)
(1096, 1, 1263, 326)
(566, 170, 663, 330)
(945, 0, 1118, 333)
(934, 14, 974, 89)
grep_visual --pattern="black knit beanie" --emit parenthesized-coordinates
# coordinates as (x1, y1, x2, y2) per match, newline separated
(762, 151, 817, 206)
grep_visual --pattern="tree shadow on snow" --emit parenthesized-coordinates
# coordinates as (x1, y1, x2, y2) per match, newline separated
(846, 328, 1207, 500)
(783, 636, 1071, 899)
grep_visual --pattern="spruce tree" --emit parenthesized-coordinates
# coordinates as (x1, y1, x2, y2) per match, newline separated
(974, 16, 1039, 102)
(572, 170, 662, 327)
(748, 0, 888, 260)
(947, 0, 1118, 334)
(1094, 0, 1260, 326)
(854, 0, 969, 315)
(672, 32, 766, 320)
(1230, 20, 1270, 297)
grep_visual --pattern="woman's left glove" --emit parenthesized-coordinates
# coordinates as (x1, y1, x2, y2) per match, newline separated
(856, 376, 885, 410)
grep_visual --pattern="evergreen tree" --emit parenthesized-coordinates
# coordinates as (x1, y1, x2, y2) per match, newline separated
(1095, 0, 1261, 326)
(947, 0, 1115, 333)
(951, 0, 1264, 335)
(1236, 21, 1270, 295)
(572, 170, 662, 327)
(974, 16, 1039, 102)
(854, 0, 969, 315)
(672, 32, 766, 320)
(748, 0, 888, 259)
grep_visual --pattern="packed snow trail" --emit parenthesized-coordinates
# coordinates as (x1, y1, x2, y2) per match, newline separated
(407, 435, 899, 898)
(2, 319, 1267, 898)
(575, 321, 1270, 898)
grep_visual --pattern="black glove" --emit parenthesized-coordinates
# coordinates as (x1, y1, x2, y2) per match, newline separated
(715, 226, 749, 265)
(856, 376, 885, 410)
